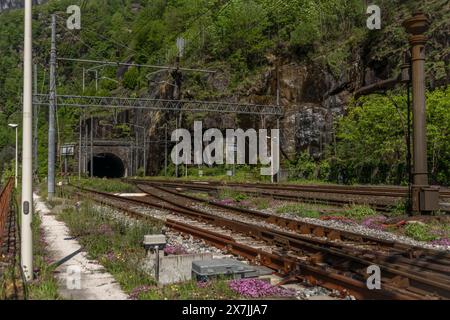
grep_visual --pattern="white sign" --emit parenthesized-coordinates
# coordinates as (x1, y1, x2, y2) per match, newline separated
(61, 144, 75, 156)
(177, 37, 186, 57)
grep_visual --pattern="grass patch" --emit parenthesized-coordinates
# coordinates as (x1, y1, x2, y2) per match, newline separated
(57, 200, 244, 300)
(58, 201, 162, 292)
(387, 200, 408, 217)
(136, 280, 239, 300)
(26, 212, 61, 300)
(276, 204, 321, 219)
(74, 178, 136, 193)
(342, 205, 377, 220)
(253, 198, 270, 210)
(404, 223, 438, 242)
(218, 189, 249, 202)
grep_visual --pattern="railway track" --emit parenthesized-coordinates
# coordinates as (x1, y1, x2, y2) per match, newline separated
(71, 184, 450, 300)
(0, 178, 21, 299)
(127, 179, 450, 212)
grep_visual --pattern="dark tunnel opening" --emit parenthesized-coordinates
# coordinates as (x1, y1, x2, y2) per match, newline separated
(88, 153, 125, 178)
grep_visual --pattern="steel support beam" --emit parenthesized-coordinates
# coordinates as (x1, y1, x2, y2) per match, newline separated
(33, 94, 283, 116)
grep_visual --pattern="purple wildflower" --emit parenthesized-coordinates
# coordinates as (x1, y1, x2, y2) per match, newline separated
(164, 245, 188, 256)
(229, 279, 296, 298)
(361, 216, 387, 231)
(197, 281, 211, 289)
(129, 285, 152, 300)
(431, 238, 450, 246)
(216, 199, 235, 206)
(104, 251, 116, 261)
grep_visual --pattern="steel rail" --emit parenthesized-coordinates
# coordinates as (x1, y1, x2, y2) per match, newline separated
(73, 185, 450, 299)
(133, 186, 450, 294)
(129, 179, 450, 212)
(131, 178, 450, 198)
(0, 178, 14, 250)
(135, 183, 450, 267)
(73, 187, 423, 300)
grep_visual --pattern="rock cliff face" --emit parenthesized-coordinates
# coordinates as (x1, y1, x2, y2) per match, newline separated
(0, 0, 45, 11)
(243, 57, 361, 161)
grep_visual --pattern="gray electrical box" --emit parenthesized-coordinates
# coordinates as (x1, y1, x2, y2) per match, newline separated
(192, 259, 272, 281)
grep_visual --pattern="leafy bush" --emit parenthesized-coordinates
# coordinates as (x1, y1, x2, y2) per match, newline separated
(404, 223, 438, 242)
(342, 205, 377, 220)
(123, 68, 140, 90)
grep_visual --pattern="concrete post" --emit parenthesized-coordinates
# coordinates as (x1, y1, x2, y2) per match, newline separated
(48, 14, 57, 201)
(403, 12, 430, 212)
(21, 0, 34, 281)
(143, 127, 147, 176)
(15, 126, 18, 188)
(78, 113, 82, 180)
(165, 124, 168, 177)
(33, 63, 38, 181)
(90, 116, 94, 177)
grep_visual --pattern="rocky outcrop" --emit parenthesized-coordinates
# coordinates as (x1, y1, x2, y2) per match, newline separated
(243, 58, 355, 161)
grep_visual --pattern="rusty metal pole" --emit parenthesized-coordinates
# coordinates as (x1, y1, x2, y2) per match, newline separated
(403, 12, 430, 213)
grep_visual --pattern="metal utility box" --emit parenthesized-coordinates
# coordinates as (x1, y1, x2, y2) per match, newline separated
(192, 259, 271, 281)
(420, 187, 440, 212)
(143, 234, 166, 251)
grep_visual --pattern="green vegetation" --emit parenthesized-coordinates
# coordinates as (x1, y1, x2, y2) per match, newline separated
(58, 201, 162, 294)
(0, 0, 448, 187)
(136, 280, 239, 300)
(286, 87, 450, 186)
(75, 178, 136, 193)
(57, 199, 239, 300)
(26, 211, 61, 300)
(404, 223, 438, 242)
(332, 89, 450, 185)
(218, 188, 249, 202)
(276, 203, 321, 219)
(341, 205, 377, 220)
(253, 198, 270, 210)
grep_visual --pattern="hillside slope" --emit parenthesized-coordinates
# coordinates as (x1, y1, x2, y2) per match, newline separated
(0, 0, 448, 183)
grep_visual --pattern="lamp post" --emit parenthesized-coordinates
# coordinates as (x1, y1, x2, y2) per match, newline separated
(8, 124, 19, 188)
(403, 12, 437, 213)
(21, 0, 34, 281)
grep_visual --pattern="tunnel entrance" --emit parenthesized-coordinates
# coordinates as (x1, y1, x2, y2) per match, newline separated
(88, 153, 125, 178)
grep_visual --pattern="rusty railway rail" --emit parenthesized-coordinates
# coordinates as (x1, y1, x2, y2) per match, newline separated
(128, 178, 450, 197)
(0, 178, 21, 300)
(134, 184, 450, 264)
(0, 178, 14, 252)
(127, 179, 450, 212)
(72, 185, 450, 300)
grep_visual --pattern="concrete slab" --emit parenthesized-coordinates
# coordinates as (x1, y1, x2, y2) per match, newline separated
(114, 193, 148, 197)
(143, 253, 213, 285)
(35, 194, 128, 300)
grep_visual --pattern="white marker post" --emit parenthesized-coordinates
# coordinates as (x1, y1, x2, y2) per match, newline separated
(8, 124, 19, 188)
(21, 0, 34, 281)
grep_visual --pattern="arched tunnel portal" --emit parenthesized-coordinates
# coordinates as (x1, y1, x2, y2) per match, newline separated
(88, 153, 126, 178)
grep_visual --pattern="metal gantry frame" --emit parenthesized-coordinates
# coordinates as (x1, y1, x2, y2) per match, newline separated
(34, 94, 283, 116)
